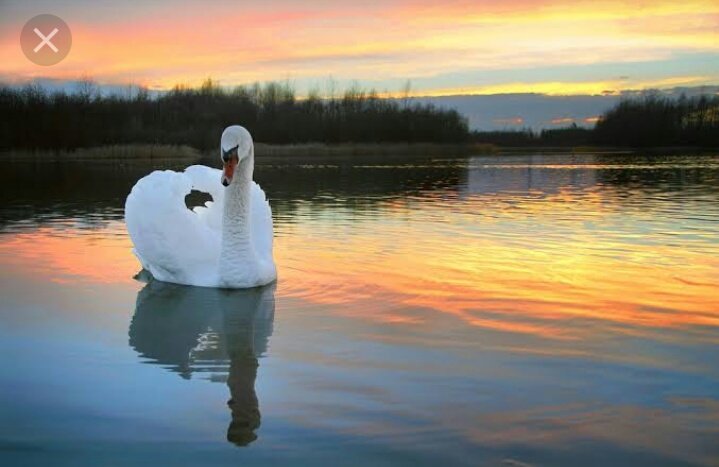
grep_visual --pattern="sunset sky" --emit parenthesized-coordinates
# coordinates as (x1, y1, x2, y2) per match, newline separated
(1, 0, 718, 97)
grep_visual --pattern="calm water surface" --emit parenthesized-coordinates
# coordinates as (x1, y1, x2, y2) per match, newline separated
(1, 153, 718, 466)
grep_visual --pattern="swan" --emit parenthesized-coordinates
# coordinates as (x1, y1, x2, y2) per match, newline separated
(125, 125, 277, 288)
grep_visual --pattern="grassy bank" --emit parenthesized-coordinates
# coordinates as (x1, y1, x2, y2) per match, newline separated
(2, 142, 715, 164)
(0, 144, 202, 162)
(0, 142, 498, 162)
(254, 142, 497, 157)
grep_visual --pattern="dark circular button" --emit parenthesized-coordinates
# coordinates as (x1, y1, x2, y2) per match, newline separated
(21, 14, 72, 66)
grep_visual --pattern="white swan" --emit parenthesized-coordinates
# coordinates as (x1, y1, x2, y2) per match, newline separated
(125, 125, 277, 288)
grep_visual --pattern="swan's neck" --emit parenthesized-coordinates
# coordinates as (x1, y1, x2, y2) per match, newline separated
(220, 153, 255, 283)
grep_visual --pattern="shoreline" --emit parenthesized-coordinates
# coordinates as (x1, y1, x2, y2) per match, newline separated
(1, 143, 717, 162)
(0, 144, 202, 162)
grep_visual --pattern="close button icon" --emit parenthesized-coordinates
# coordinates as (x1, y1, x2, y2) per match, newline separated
(21, 14, 72, 66)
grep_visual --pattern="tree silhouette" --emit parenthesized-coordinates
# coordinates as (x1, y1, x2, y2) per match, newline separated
(0, 79, 469, 151)
(1, 80, 716, 152)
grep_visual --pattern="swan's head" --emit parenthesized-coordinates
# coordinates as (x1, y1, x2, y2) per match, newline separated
(220, 125, 253, 187)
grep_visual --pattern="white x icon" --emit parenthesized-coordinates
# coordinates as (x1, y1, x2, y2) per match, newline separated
(33, 27, 59, 53)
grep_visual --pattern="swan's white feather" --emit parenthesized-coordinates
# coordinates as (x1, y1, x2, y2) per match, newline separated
(125, 165, 274, 288)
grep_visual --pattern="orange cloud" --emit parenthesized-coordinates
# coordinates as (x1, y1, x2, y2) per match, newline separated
(409, 76, 713, 97)
(493, 117, 524, 125)
(0, 0, 717, 93)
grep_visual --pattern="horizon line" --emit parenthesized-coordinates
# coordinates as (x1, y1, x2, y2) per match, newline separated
(3, 76, 719, 100)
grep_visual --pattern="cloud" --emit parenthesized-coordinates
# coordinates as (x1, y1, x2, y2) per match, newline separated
(0, 0, 717, 94)
(407, 76, 713, 97)
(493, 117, 525, 126)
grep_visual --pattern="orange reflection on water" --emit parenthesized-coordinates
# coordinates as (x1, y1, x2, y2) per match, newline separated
(274, 189, 719, 343)
(0, 224, 137, 285)
(1, 185, 716, 346)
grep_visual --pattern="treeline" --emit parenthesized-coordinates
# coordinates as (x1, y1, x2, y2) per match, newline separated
(1, 80, 717, 151)
(593, 93, 719, 147)
(471, 124, 594, 147)
(0, 79, 469, 151)
(471, 94, 719, 148)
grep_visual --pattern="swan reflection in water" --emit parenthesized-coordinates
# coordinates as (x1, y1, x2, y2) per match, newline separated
(128, 276, 275, 446)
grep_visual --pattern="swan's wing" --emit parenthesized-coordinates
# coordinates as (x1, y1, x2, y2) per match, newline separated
(184, 165, 225, 233)
(125, 167, 221, 286)
(250, 181, 274, 263)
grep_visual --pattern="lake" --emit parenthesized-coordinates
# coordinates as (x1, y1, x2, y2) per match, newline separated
(1, 152, 718, 466)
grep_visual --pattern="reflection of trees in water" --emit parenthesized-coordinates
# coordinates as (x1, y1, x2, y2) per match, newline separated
(594, 155, 719, 195)
(6, 154, 715, 231)
(259, 158, 463, 220)
(0, 157, 465, 228)
(0, 161, 184, 229)
(463, 154, 719, 198)
(463, 155, 598, 197)
(128, 278, 275, 446)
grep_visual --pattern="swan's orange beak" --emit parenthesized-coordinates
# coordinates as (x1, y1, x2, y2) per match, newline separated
(222, 156, 238, 187)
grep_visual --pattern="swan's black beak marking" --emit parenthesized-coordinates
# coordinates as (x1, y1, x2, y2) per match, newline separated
(221, 144, 239, 187)
(221, 144, 239, 163)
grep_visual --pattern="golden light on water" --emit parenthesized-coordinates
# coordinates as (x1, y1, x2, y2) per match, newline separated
(270, 177, 719, 346)
(0, 227, 137, 285)
(274, 211, 718, 342)
(1, 156, 718, 464)
(1, 165, 716, 350)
